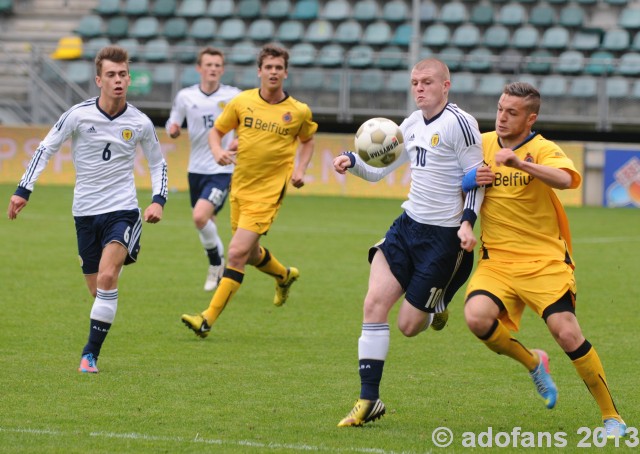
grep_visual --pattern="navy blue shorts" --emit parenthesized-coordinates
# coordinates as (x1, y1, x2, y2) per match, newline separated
(188, 172, 231, 213)
(369, 211, 474, 313)
(74, 209, 142, 275)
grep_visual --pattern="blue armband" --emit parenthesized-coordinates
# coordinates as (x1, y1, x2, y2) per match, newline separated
(152, 195, 167, 207)
(14, 186, 31, 201)
(340, 151, 356, 169)
(462, 168, 478, 193)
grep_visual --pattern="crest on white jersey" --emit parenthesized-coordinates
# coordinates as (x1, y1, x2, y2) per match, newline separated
(121, 128, 135, 142)
(431, 133, 440, 147)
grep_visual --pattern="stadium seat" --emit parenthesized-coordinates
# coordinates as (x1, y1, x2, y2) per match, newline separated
(569, 76, 598, 98)
(236, 66, 259, 89)
(498, 48, 523, 73)
(449, 71, 475, 95)
(335, 20, 362, 45)
(439, 2, 467, 25)
(74, 15, 104, 39)
(618, 7, 640, 29)
(547, 0, 569, 4)
(276, 20, 305, 43)
(470, 3, 494, 26)
(248, 19, 275, 42)
(177, 0, 206, 17)
(477, 73, 507, 96)
(116, 38, 140, 61)
(632, 31, 640, 50)
(483, 24, 510, 49)
(152, 62, 177, 86)
(363, 21, 392, 46)
(352, 0, 379, 22)
(66, 61, 94, 87)
(572, 30, 602, 51)
(392, 23, 412, 47)
(188, 18, 216, 41)
(605, 0, 628, 5)
(350, 69, 385, 92)
(385, 70, 407, 94)
(452, 24, 481, 48)
(420, 1, 438, 23)
(617, 51, 640, 75)
(346, 44, 374, 68)
(289, 42, 316, 66)
(152, 0, 177, 17)
(422, 23, 450, 48)
(82, 37, 110, 59)
(207, 0, 234, 18)
(105, 16, 129, 39)
(556, 50, 585, 74)
(163, 17, 188, 40)
(238, 0, 261, 18)
(584, 50, 615, 75)
(265, 0, 290, 19)
(606, 76, 630, 98)
(465, 47, 493, 72)
(180, 65, 201, 87)
(540, 26, 570, 50)
(93, 0, 120, 16)
(50, 36, 83, 60)
(517, 74, 538, 88)
(130, 16, 160, 40)
(321, 0, 350, 21)
(226, 40, 257, 65)
(559, 5, 585, 28)
(142, 38, 170, 62)
(218, 18, 246, 42)
(122, 0, 148, 16)
(438, 46, 464, 71)
(497, 3, 526, 26)
(602, 28, 630, 52)
(292, 70, 324, 91)
(528, 3, 556, 27)
(382, 0, 409, 22)
(291, 0, 319, 20)
(525, 49, 553, 74)
(375, 45, 405, 69)
(317, 43, 344, 67)
(512, 25, 539, 49)
(576, 0, 597, 4)
(220, 67, 236, 86)
(538, 75, 568, 97)
(173, 39, 198, 63)
(305, 19, 334, 43)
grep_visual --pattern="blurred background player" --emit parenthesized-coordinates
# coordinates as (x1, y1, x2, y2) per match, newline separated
(166, 47, 241, 291)
(333, 58, 485, 427)
(464, 82, 627, 439)
(7, 45, 168, 373)
(181, 43, 317, 337)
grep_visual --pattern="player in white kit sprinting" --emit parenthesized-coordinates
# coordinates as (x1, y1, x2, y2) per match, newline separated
(7, 46, 168, 373)
(166, 47, 241, 291)
(333, 58, 485, 426)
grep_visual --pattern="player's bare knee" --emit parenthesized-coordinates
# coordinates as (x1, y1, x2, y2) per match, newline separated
(397, 319, 422, 337)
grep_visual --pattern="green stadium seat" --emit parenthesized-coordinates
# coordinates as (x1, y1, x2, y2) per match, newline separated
(576, 0, 597, 4)
(632, 31, 640, 50)
(238, 0, 261, 18)
(420, 1, 438, 23)
(236, 66, 259, 89)
(512, 25, 539, 49)
(207, 0, 234, 18)
(66, 61, 93, 87)
(382, 0, 409, 22)
(618, 7, 640, 29)
(220, 67, 236, 86)
(540, 26, 570, 50)
(392, 23, 412, 47)
(177, 0, 206, 17)
(105, 16, 129, 39)
(289, 42, 316, 66)
(130, 16, 160, 40)
(83, 37, 111, 59)
(606, 76, 630, 98)
(323, 70, 342, 93)
(93, 0, 120, 16)
(321, 0, 350, 21)
(483, 24, 510, 49)
(529, 4, 556, 27)
(248, 19, 275, 42)
(449, 72, 475, 96)
(218, 18, 246, 42)
(477, 73, 507, 96)
(152, 0, 177, 17)
(465, 47, 493, 72)
(539, 75, 568, 98)
(347, 44, 374, 68)
(422, 23, 450, 48)
(122, 0, 148, 16)
(547, 0, 569, 4)
(350, 69, 385, 92)
(617, 51, 640, 75)
(163, 17, 188, 40)
(276, 20, 304, 43)
(265, 0, 291, 19)
(452, 24, 481, 49)
(556, 50, 585, 74)
(352, 0, 379, 22)
(374, 45, 405, 69)
(559, 5, 585, 28)
(188, 18, 216, 41)
(317, 43, 344, 67)
(572, 30, 602, 51)
(517, 74, 538, 88)
(438, 46, 464, 71)
(498, 48, 523, 72)
(116, 38, 140, 61)
(305, 19, 334, 43)
(584, 50, 615, 75)
(74, 15, 104, 39)
(604, 0, 628, 6)
(363, 21, 392, 46)
(291, 0, 319, 20)
(497, 3, 526, 26)
(386, 70, 408, 93)
(142, 38, 169, 62)
(569, 76, 597, 98)
(335, 20, 362, 45)
(292, 70, 324, 91)
(439, 2, 467, 25)
(152, 62, 177, 86)
(226, 40, 257, 65)
(173, 39, 198, 63)
(602, 28, 630, 51)
(180, 65, 200, 87)
(0, 0, 12, 14)
(525, 49, 553, 74)
(470, 4, 494, 26)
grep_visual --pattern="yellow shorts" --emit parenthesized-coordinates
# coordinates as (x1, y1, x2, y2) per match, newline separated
(465, 259, 577, 332)
(229, 195, 281, 235)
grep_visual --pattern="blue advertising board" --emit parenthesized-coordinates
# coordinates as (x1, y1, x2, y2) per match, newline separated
(603, 149, 640, 208)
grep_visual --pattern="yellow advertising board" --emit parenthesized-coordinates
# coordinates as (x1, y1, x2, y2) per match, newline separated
(0, 126, 583, 206)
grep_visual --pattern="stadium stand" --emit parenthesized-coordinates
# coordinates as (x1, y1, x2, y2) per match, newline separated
(265, 0, 291, 19)
(93, 0, 120, 16)
(207, 0, 234, 18)
(123, 0, 149, 16)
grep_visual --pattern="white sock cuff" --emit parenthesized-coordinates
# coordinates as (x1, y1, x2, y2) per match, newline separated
(359, 323, 390, 361)
(90, 288, 118, 323)
(198, 220, 219, 250)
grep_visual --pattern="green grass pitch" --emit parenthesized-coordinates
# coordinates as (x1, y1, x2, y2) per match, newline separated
(0, 184, 638, 453)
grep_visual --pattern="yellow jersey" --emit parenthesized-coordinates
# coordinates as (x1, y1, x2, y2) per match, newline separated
(214, 88, 318, 203)
(479, 131, 582, 263)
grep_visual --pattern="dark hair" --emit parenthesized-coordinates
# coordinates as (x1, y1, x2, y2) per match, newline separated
(197, 47, 225, 66)
(95, 45, 129, 76)
(257, 43, 289, 69)
(503, 82, 541, 114)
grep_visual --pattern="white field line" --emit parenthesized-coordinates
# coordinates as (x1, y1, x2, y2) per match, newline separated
(0, 427, 417, 454)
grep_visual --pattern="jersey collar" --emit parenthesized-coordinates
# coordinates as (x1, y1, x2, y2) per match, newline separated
(497, 131, 538, 151)
(422, 102, 448, 125)
(95, 97, 128, 121)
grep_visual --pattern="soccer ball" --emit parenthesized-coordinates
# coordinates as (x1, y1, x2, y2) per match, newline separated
(354, 117, 404, 168)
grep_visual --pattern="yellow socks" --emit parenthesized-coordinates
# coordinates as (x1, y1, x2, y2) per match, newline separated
(255, 247, 287, 282)
(202, 267, 243, 325)
(479, 320, 539, 371)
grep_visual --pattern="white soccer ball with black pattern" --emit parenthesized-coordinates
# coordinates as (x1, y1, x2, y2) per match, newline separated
(354, 117, 404, 168)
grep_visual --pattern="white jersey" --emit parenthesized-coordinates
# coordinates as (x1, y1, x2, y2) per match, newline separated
(166, 83, 241, 175)
(18, 97, 168, 216)
(349, 103, 484, 227)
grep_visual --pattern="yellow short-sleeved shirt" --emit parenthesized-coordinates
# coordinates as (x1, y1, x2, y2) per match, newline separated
(214, 88, 318, 204)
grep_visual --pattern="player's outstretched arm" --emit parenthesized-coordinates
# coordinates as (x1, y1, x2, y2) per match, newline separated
(7, 195, 28, 220)
(333, 153, 353, 175)
(143, 202, 163, 224)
